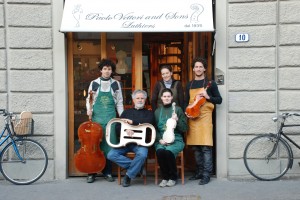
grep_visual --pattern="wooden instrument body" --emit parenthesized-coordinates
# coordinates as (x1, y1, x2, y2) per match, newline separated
(185, 81, 211, 118)
(185, 88, 206, 118)
(74, 121, 106, 173)
(74, 90, 106, 174)
(106, 118, 156, 148)
(162, 102, 176, 143)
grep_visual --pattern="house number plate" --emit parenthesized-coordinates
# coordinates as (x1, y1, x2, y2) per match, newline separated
(235, 33, 249, 42)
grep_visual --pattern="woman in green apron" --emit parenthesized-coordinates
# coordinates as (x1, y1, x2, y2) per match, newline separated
(154, 88, 187, 187)
(86, 59, 124, 183)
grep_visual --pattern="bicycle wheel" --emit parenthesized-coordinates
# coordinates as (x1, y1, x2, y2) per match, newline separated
(0, 138, 48, 185)
(243, 134, 291, 181)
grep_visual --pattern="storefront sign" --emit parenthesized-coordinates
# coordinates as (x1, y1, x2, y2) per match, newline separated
(60, 0, 214, 32)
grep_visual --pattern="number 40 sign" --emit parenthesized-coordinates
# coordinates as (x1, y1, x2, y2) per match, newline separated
(235, 33, 249, 42)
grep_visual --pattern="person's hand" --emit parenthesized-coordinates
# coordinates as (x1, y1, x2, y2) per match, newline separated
(197, 91, 210, 100)
(172, 113, 178, 121)
(185, 112, 195, 119)
(87, 110, 92, 119)
(159, 139, 169, 146)
(126, 129, 134, 137)
(121, 118, 133, 125)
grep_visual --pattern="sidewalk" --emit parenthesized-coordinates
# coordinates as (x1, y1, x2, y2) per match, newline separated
(1, 176, 300, 200)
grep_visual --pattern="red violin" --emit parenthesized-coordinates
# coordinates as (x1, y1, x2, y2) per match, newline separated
(74, 91, 106, 173)
(185, 81, 211, 118)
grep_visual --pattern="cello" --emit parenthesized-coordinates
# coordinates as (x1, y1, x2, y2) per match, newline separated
(74, 91, 106, 173)
(185, 81, 211, 118)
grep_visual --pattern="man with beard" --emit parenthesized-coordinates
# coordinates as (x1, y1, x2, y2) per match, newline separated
(107, 89, 154, 187)
(185, 57, 222, 185)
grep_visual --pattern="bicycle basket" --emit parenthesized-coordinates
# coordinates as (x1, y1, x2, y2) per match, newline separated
(12, 111, 34, 135)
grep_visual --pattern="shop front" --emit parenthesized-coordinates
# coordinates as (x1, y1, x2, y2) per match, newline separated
(60, 0, 223, 177)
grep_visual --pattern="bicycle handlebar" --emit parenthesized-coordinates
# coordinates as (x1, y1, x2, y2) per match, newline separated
(0, 109, 7, 115)
(0, 109, 13, 117)
(281, 113, 300, 119)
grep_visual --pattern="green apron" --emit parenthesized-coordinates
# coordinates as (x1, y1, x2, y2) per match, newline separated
(92, 80, 117, 156)
(155, 106, 184, 157)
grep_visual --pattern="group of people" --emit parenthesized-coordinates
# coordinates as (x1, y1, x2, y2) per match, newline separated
(84, 57, 222, 187)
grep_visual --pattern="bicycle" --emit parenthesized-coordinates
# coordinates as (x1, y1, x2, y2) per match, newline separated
(0, 109, 48, 185)
(243, 112, 300, 181)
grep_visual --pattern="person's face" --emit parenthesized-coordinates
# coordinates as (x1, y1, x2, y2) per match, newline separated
(100, 66, 112, 79)
(161, 68, 172, 82)
(133, 93, 146, 109)
(193, 62, 206, 77)
(161, 91, 173, 105)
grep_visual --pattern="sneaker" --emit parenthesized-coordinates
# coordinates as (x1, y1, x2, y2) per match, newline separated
(104, 174, 115, 182)
(189, 174, 203, 180)
(166, 179, 176, 187)
(122, 175, 131, 187)
(86, 174, 96, 183)
(159, 180, 168, 187)
(199, 176, 210, 185)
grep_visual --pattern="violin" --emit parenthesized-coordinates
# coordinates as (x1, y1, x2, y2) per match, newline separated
(185, 81, 211, 118)
(162, 102, 176, 144)
(74, 91, 106, 173)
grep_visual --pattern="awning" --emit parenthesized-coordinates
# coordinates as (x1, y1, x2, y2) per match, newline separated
(60, 0, 214, 32)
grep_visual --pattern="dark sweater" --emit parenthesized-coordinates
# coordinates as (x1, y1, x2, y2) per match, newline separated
(120, 107, 155, 125)
(151, 79, 184, 112)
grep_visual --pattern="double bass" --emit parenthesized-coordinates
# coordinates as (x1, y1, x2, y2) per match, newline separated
(74, 91, 106, 173)
(185, 81, 211, 118)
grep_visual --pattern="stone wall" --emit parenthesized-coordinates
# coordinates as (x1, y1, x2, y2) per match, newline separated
(0, 0, 54, 180)
(228, 0, 300, 178)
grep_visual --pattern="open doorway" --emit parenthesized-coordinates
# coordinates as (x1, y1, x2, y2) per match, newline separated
(67, 32, 215, 176)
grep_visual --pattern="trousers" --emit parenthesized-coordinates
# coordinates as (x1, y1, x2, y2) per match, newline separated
(193, 145, 213, 178)
(107, 143, 148, 179)
(156, 149, 177, 181)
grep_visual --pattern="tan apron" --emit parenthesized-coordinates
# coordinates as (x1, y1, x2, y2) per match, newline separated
(186, 88, 214, 146)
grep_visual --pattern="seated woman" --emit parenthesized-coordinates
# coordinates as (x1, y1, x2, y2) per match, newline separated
(154, 88, 188, 187)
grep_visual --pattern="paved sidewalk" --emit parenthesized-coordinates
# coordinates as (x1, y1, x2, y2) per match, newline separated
(1, 176, 300, 200)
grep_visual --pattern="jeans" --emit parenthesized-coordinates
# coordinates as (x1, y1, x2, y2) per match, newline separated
(193, 145, 212, 178)
(107, 143, 148, 179)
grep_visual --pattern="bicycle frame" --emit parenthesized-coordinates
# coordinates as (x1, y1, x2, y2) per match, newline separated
(0, 123, 24, 162)
(268, 120, 300, 169)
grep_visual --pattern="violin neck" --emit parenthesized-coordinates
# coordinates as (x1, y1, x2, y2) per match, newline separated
(172, 102, 176, 115)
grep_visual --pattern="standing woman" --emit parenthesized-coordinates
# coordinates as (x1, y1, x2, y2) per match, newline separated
(154, 88, 187, 187)
(85, 58, 124, 183)
(151, 65, 184, 112)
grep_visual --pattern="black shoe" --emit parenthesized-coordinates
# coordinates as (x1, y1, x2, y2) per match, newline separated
(104, 174, 115, 182)
(122, 175, 131, 187)
(199, 176, 210, 185)
(87, 174, 96, 183)
(189, 174, 203, 180)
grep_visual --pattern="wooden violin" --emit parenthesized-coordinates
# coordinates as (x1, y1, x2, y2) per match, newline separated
(185, 81, 211, 118)
(74, 91, 106, 173)
(162, 102, 177, 144)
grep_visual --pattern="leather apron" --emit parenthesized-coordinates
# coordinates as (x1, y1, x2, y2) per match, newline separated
(186, 87, 214, 146)
(92, 80, 117, 156)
